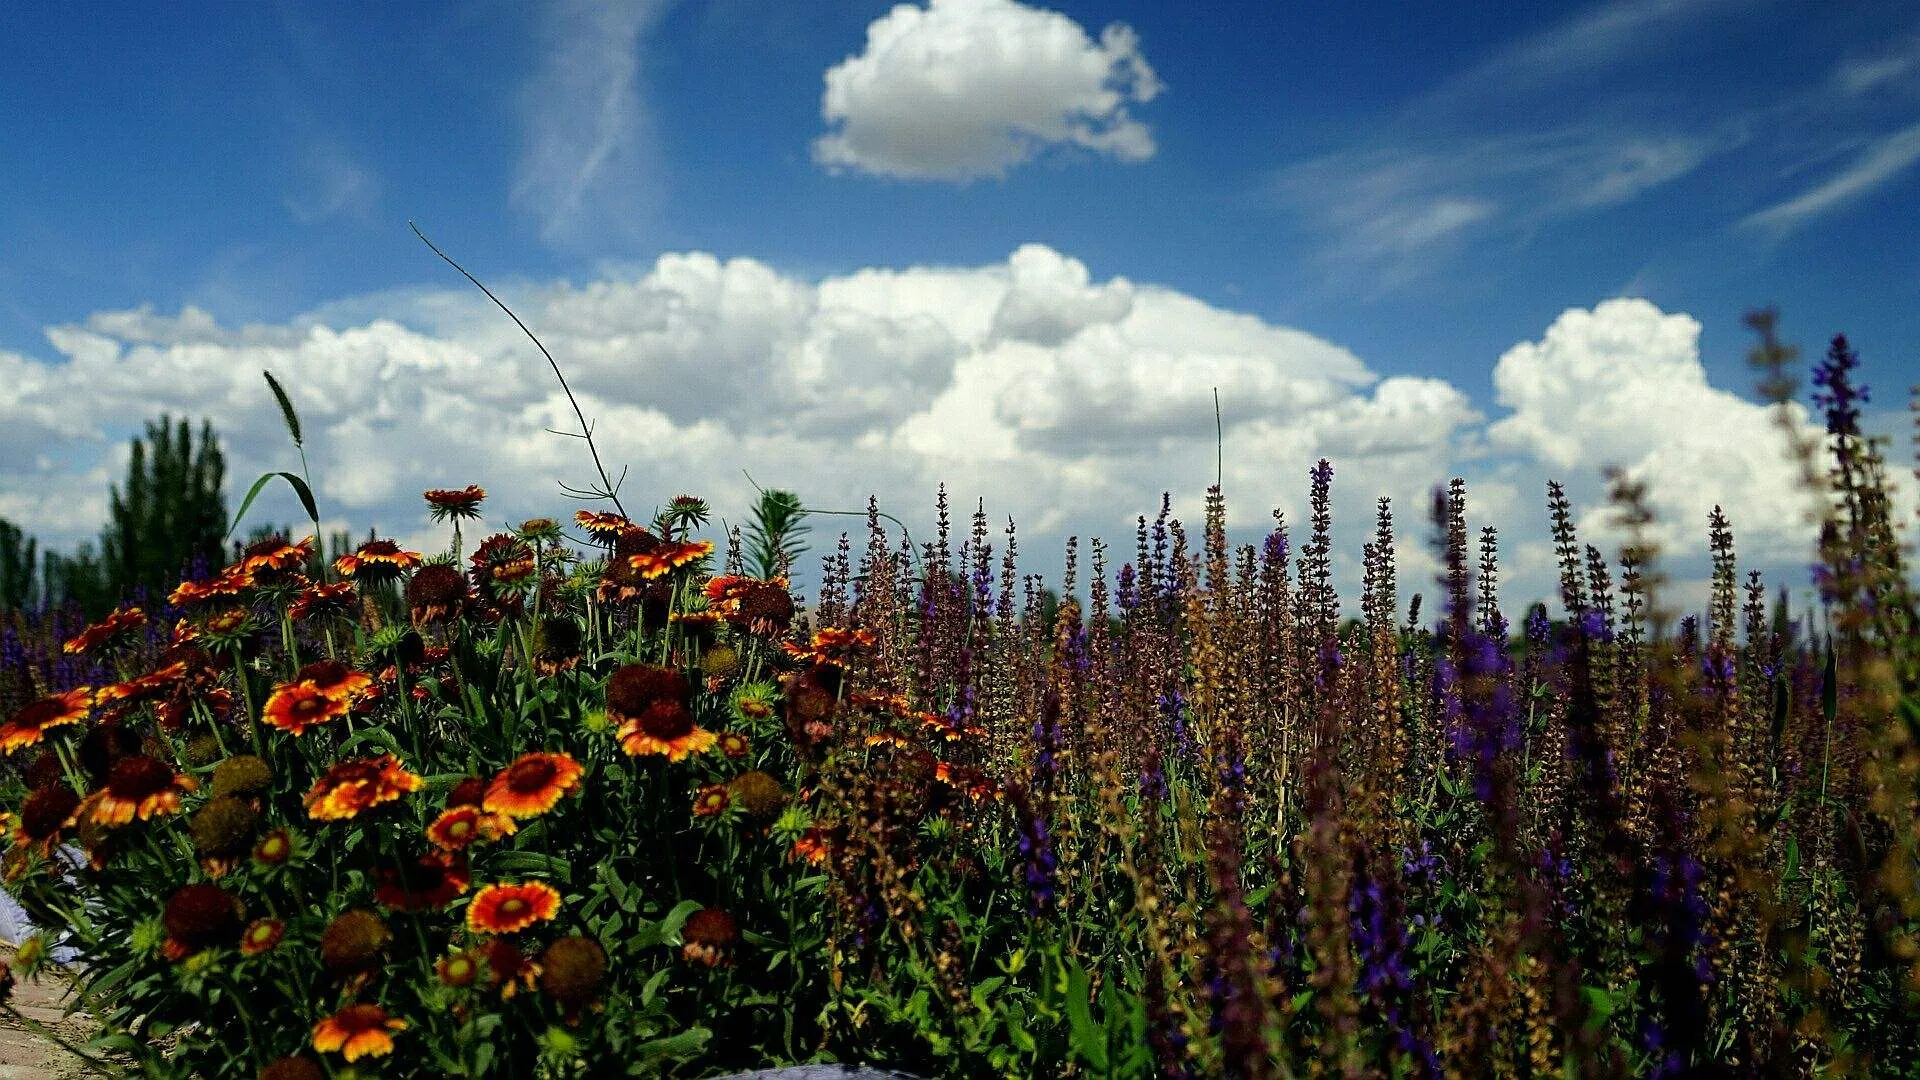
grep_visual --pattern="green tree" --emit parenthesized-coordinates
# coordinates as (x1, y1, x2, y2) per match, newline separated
(44, 544, 114, 618)
(0, 518, 37, 611)
(102, 415, 228, 603)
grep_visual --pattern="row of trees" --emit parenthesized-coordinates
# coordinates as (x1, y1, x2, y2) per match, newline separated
(0, 416, 230, 618)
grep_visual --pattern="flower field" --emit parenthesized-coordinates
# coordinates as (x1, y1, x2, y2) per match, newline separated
(0, 326, 1916, 1079)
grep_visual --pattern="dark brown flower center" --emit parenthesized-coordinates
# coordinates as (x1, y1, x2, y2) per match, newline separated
(507, 758, 558, 793)
(21, 786, 80, 839)
(106, 756, 172, 799)
(638, 700, 695, 741)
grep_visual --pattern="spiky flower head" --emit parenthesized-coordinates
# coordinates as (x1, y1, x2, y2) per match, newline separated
(424, 484, 487, 522)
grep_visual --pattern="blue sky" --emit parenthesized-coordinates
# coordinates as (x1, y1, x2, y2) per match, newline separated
(2, 0, 1917, 613)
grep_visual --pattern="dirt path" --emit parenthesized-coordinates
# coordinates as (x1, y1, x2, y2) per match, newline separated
(0, 949, 94, 1079)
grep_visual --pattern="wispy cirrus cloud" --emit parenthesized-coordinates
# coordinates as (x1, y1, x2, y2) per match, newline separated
(1739, 122, 1920, 235)
(512, 0, 672, 245)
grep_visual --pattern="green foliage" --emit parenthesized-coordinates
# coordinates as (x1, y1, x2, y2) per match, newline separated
(0, 517, 37, 610)
(744, 488, 808, 580)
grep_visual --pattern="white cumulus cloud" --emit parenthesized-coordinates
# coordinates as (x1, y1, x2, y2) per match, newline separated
(814, 0, 1162, 181)
(0, 264, 1878, 620)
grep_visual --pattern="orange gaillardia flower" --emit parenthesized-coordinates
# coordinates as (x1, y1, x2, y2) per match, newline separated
(168, 565, 254, 607)
(13, 787, 81, 856)
(289, 581, 357, 623)
(405, 564, 469, 625)
(423, 485, 487, 521)
(253, 828, 295, 866)
(466, 881, 561, 935)
(617, 700, 716, 761)
(483, 938, 541, 999)
(0, 688, 93, 753)
(791, 826, 831, 866)
(483, 752, 584, 820)
(426, 804, 515, 850)
(84, 756, 197, 826)
(305, 755, 423, 821)
(436, 950, 480, 988)
(716, 730, 750, 759)
(681, 907, 738, 967)
(261, 682, 348, 737)
(63, 607, 148, 656)
(239, 535, 314, 577)
(333, 539, 422, 582)
(162, 883, 242, 959)
(373, 851, 470, 912)
(573, 510, 633, 544)
(692, 784, 731, 817)
(312, 1004, 406, 1062)
(626, 539, 713, 580)
(241, 918, 286, 956)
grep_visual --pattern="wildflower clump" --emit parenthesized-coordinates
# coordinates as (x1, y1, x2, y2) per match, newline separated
(0, 316, 1916, 1078)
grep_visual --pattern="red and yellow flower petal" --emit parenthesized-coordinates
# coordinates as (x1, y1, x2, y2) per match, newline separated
(465, 881, 561, 935)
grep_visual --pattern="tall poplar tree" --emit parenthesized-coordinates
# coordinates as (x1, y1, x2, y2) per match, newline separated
(101, 416, 229, 603)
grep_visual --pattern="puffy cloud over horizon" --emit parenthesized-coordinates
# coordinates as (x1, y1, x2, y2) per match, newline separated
(0, 246, 1888, 621)
(814, 0, 1162, 181)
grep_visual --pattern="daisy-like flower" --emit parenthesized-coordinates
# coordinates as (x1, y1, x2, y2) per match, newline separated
(423, 485, 487, 522)
(517, 517, 563, 542)
(483, 938, 541, 999)
(627, 539, 713, 580)
(239, 535, 314, 576)
(0, 688, 92, 753)
(162, 883, 242, 959)
(919, 710, 986, 743)
(305, 755, 423, 821)
(466, 881, 561, 935)
(426, 804, 515, 851)
(201, 607, 251, 639)
(616, 700, 717, 761)
(240, 918, 286, 956)
(12, 786, 81, 857)
(692, 784, 731, 817)
(373, 851, 470, 912)
(790, 826, 831, 866)
(681, 907, 738, 968)
(62, 607, 148, 656)
(716, 730, 750, 759)
(312, 1004, 406, 1062)
(261, 682, 348, 736)
(253, 828, 295, 866)
(301, 659, 374, 701)
(333, 539, 422, 582)
(483, 752, 584, 820)
(83, 756, 197, 826)
(780, 626, 878, 666)
(289, 581, 357, 623)
(168, 565, 254, 607)
(573, 510, 633, 545)
(406, 563, 469, 625)
(436, 950, 481, 988)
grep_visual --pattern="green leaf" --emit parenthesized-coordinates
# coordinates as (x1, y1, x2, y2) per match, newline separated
(226, 470, 319, 541)
(1064, 958, 1108, 1072)
(634, 1026, 711, 1063)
